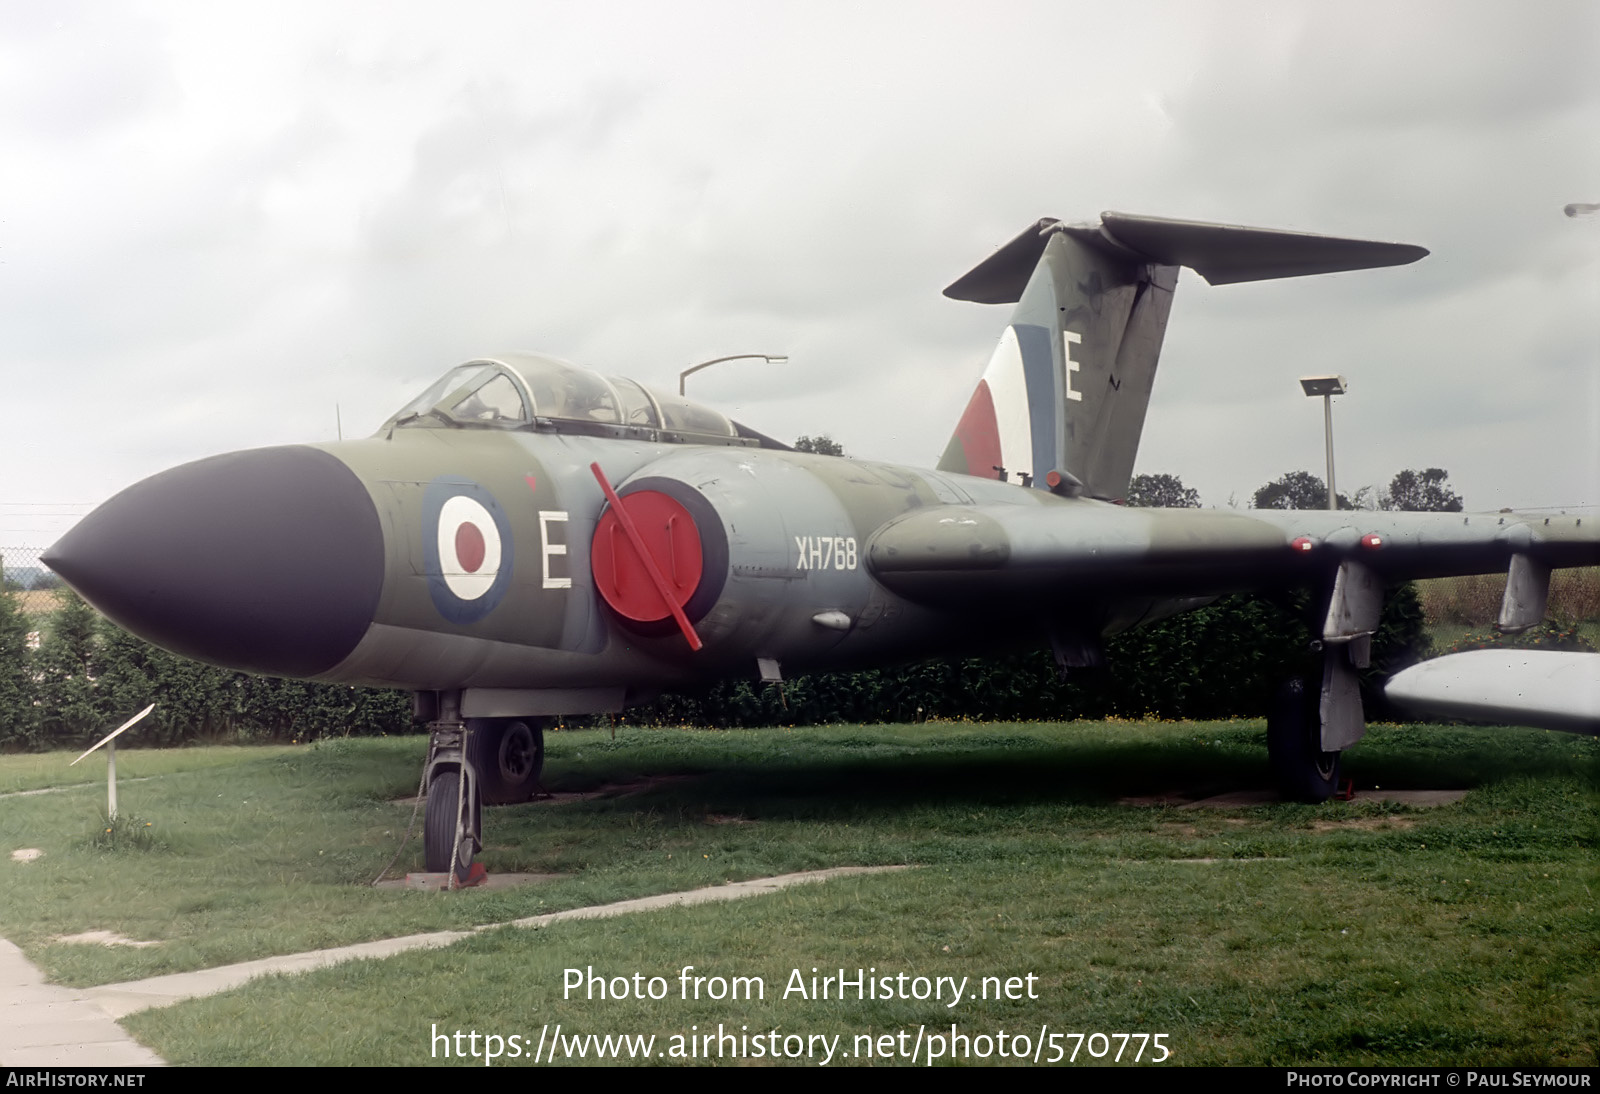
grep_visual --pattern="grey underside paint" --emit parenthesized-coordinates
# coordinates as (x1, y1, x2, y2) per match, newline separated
(1387, 650, 1600, 735)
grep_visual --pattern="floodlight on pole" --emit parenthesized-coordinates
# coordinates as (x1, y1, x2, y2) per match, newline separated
(679, 354, 788, 396)
(1299, 375, 1348, 511)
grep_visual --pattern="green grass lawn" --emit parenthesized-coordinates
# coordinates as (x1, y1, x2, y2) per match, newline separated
(2, 721, 1595, 1066)
(0, 744, 303, 794)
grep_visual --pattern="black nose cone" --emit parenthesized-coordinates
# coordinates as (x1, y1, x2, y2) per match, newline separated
(43, 445, 384, 678)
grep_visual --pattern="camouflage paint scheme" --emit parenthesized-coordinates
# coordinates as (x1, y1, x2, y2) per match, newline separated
(46, 212, 1600, 766)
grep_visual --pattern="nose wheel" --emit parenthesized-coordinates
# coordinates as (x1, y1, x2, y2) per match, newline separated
(424, 768, 481, 883)
(422, 721, 482, 885)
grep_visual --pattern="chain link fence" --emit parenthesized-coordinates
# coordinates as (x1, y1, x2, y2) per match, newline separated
(2, 545, 52, 580)
(1, 547, 58, 650)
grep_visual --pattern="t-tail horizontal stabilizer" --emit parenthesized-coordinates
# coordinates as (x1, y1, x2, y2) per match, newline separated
(937, 212, 1428, 501)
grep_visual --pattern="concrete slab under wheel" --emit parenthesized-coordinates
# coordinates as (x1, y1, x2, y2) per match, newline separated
(377, 869, 568, 891)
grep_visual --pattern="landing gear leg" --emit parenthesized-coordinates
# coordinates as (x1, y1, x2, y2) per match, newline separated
(1267, 676, 1342, 803)
(1269, 563, 1380, 802)
(421, 692, 482, 884)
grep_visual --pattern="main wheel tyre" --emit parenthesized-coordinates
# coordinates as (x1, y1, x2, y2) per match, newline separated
(466, 718, 546, 804)
(424, 769, 479, 882)
(1267, 677, 1341, 803)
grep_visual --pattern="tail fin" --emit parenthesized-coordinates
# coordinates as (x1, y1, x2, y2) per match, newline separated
(935, 212, 1427, 499)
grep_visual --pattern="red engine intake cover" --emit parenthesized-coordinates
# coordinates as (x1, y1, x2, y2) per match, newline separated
(591, 490, 705, 623)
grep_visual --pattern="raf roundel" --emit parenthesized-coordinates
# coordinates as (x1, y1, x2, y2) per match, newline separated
(423, 478, 515, 624)
(437, 495, 502, 600)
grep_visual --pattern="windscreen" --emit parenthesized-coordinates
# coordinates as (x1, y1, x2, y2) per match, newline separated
(389, 363, 494, 423)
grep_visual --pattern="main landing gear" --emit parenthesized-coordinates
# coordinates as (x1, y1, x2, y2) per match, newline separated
(1267, 676, 1342, 803)
(418, 695, 549, 883)
(1266, 631, 1367, 804)
(1265, 559, 1386, 802)
(466, 717, 546, 805)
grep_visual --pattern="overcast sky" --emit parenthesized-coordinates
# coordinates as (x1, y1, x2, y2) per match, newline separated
(4, 0, 1597, 556)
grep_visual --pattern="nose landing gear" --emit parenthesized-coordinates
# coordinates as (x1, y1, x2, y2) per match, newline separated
(423, 764, 480, 884)
(422, 719, 481, 885)
(417, 692, 482, 886)
(417, 695, 549, 885)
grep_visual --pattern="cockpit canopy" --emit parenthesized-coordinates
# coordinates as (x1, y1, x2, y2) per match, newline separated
(384, 353, 770, 447)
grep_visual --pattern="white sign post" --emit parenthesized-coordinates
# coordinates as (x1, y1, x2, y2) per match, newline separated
(70, 704, 155, 820)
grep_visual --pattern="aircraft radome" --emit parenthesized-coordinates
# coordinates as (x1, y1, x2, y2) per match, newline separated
(45, 212, 1600, 881)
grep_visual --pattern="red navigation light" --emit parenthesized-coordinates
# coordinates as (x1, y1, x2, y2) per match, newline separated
(1290, 536, 1315, 553)
(1361, 533, 1384, 550)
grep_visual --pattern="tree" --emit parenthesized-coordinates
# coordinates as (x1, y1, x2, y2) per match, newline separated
(1126, 473, 1200, 508)
(1380, 468, 1463, 512)
(0, 586, 37, 748)
(793, 434, 845, 456)
(1253, 470, 1351, 511)
(36, 589, 104, 746)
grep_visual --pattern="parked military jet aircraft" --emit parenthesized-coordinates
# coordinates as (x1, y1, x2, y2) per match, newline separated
(45, 212, 1600, 879)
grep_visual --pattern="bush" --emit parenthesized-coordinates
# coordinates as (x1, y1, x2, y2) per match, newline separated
(0, 587, 38, 748)
(19, 595, 413, 751)
(630, 585, 1430, 727)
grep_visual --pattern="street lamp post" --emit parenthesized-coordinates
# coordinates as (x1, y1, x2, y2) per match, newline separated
(679, 354, 788, 396)
(1299, 375, 1348, 511)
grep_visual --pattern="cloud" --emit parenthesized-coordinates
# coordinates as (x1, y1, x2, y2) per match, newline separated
(2, 1, 1596, 553)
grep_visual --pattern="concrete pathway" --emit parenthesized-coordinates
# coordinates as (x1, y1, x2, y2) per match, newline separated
(3, 865, 906, 1063)
(0, 777, 159, 801)
(0, 939, 165, 1066)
